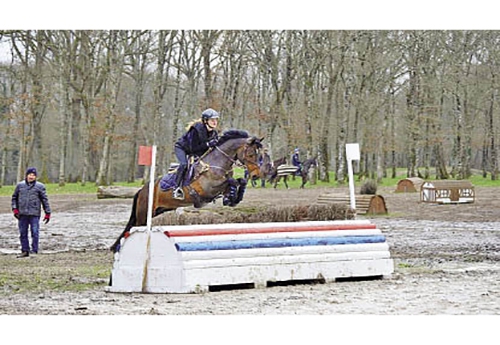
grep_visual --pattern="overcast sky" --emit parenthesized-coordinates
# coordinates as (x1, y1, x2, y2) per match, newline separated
(1, 1, 496, 30)
(0, 1, 496, 64)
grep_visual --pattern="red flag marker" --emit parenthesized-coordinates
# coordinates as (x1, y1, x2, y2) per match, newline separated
(138, 146, 153, 166)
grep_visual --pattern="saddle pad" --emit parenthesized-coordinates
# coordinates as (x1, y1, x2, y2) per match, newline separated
(277, 165, 299, 176)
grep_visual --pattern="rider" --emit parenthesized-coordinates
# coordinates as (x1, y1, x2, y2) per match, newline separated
(292, 147, 302, 175)
(172, 108, 220, 200)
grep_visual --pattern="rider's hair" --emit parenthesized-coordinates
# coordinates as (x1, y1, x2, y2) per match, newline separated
(185, 119, 202, 130)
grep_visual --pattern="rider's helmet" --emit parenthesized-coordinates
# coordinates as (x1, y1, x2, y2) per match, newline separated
(201, 108, 220, 121)
(294, 147, 299, 153)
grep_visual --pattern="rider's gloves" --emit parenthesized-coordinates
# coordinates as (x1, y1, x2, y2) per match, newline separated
(207, 138, 218, 148)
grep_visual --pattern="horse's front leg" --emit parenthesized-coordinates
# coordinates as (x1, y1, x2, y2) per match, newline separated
(300, 175, 306, 188)
(284, 176, 289, 189)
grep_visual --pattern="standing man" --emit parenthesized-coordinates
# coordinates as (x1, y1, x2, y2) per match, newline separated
(11, 167, 51, 258)
(258, 147, 272, 187)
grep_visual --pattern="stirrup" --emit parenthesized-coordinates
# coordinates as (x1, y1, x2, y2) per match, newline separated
(173, 187, 184, 200)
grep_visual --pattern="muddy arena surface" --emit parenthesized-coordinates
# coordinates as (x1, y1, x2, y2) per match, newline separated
(1, 184, 499, 324)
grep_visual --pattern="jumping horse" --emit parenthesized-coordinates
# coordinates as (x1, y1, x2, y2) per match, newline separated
(269, 157, 317, 189)
(110, 130, 263, 252)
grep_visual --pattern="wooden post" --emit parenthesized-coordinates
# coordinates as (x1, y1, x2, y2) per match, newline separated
(146, 146, 157, 232)
(346, 143, 360, 213)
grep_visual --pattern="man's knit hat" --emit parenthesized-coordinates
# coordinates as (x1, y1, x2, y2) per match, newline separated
(25, 167, 37, 176)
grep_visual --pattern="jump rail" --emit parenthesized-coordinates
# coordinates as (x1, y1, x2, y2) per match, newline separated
(106, 220, 394, 293)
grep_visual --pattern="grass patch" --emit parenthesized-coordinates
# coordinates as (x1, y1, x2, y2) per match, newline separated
(3, 168, 500, 197)
(0, 250, 112, 295)
(0, 181, 143, 197)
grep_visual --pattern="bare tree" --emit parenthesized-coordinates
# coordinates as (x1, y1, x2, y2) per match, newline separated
(2, 30, 500, 186)
(119, 30, 154, 183)
(9, 31, 51, 180)
(95, 31, 127, 186)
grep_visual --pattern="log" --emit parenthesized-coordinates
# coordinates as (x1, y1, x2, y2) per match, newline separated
(316, 193, 388, 215)
(97, 186, 141, 199)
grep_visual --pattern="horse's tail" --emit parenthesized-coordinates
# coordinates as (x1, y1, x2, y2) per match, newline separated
(109, 190, 140, 253)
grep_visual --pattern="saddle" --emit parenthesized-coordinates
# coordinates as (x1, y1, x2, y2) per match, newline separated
(160, 156, 209, 191)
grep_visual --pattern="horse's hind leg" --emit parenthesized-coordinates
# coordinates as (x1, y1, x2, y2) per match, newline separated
(110, 223, 132, 253)
(109, 187, 144, 252)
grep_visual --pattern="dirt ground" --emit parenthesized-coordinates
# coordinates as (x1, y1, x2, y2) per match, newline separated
(1, 183, 499, 321)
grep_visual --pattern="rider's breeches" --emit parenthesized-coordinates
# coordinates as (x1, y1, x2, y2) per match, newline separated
(174, 146, 188, 187)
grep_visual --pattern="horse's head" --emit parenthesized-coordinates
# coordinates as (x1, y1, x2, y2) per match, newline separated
(212, 130, 263, 181)
(237, 136, 264, 181)
(274, 156, 287, 167)
(308, 157, 318, 168)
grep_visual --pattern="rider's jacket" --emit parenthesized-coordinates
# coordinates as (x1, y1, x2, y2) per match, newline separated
(175, 121, 218, 157)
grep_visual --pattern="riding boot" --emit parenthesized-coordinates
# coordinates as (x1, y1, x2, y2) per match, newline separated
(173, 168, 185, 200)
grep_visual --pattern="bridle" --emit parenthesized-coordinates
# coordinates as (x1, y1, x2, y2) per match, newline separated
(199, 141, 260, 176)
(215, 144, 259, 170)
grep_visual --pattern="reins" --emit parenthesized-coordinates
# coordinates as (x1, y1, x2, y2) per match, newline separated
(196, 144, 244, 175)
(197, 137, 260, 177)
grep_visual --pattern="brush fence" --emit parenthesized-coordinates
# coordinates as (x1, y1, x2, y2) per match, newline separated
(106, 220, 394, 294)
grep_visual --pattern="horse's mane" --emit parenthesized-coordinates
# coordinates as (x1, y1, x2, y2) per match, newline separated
(218, 129, 250, 145)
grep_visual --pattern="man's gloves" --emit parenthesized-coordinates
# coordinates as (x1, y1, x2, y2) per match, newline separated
(207, 138, 218, 148)
(12, 209, 51, 224)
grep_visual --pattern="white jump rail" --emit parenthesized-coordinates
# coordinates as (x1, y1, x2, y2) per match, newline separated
(106, 220, 394, 293)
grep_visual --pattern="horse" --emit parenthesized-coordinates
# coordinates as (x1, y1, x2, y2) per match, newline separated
(251, 155, 286, 188)
(110, 130, 263, 252)
(269, 157, 317, 189)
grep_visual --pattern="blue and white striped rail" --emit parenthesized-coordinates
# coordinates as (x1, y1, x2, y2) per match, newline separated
(107, 220, 394, 293)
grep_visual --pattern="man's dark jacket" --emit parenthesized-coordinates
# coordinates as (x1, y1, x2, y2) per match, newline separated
(12, 180, 51, 216)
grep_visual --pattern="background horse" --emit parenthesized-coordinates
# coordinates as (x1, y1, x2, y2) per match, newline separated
(251, 156, 286, 188)
(110, 130, 263, 252)
(262, 156, 287, 186)
(270, 157, 317, 189)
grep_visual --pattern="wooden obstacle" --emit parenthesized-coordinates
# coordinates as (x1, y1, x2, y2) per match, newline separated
(395, 177, 424, 193)
(106, 220, 394, 293)
(316, 193, 388, 215)
(421, 180, 475, 204)
(97, 186, 140, 199)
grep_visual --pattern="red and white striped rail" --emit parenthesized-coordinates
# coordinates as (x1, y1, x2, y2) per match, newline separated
(106, 220, 394, 294)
